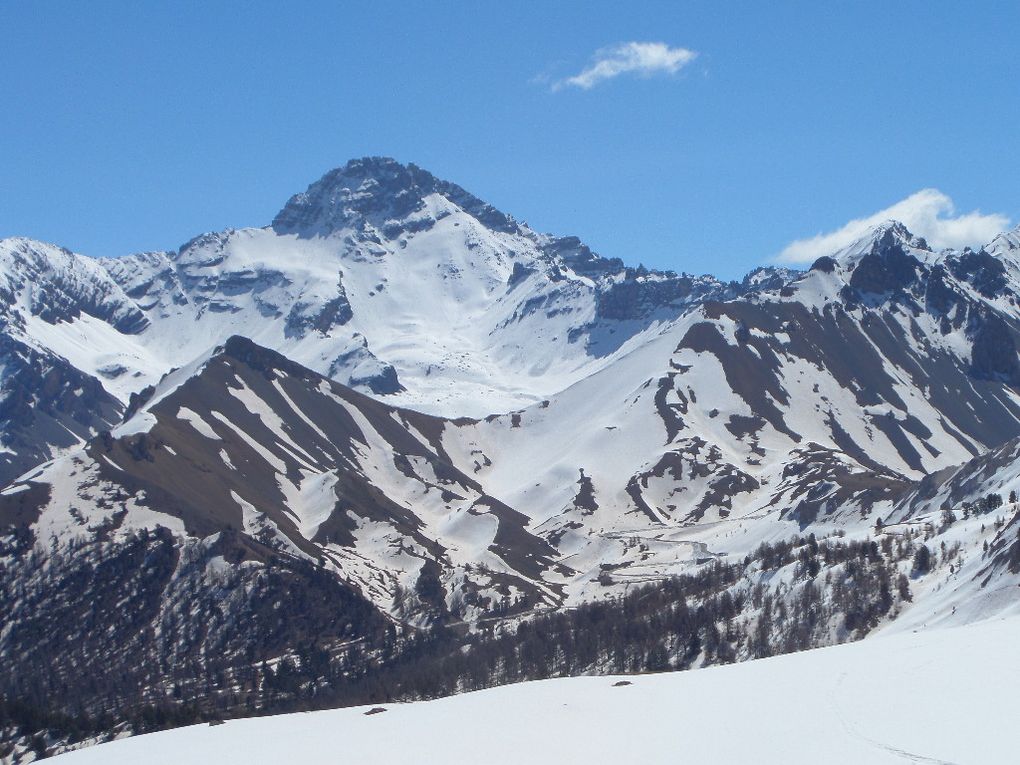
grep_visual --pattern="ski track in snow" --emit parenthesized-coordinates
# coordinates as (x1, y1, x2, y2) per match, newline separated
(830, 671, 958, 765)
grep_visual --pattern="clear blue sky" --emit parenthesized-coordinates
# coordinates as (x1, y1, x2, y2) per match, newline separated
(2, 1, 1018, 279)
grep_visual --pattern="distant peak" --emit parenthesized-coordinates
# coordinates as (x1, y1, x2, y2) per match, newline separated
(874, 219, 911, 235)
(271, 157, 519, 238)
(832, 219, 930, 266)
(864, 220, 922, 248)
(986, 223, 1020, 251)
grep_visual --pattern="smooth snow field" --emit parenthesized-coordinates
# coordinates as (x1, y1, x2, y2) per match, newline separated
(54, 616, 1018, 764)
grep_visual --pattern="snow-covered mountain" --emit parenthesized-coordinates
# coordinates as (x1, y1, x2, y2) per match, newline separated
(1, 158, 777, 487)
(6, 324, 1018, 625)
(0, 239, 144, 482)
(3, 159, 1019, 494)
(4, 158, 1020, 615)
(3, 157, 1020, 761)
(1, 336, 561, 622)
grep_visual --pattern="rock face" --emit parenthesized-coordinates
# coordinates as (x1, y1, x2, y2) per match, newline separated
(0, 237, 148, 334)
(0, 239, 142, 483)
(970, 312, 1020, 385)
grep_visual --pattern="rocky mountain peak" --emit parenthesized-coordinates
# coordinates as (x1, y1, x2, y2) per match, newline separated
(986, 224, 1020, 260)
(271, 156, 520, 238)
(811, 220, 930, 297)
(833, 220, 930, 266)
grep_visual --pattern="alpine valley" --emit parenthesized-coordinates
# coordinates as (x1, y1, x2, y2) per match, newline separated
(3, 158, 1020, 761)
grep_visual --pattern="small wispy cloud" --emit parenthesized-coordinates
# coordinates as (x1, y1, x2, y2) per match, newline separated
(777, 189, 1011, 264)
(551, 42, 697, 92)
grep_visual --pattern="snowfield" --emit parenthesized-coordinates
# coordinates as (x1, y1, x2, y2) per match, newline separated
(53, 615, 1020, 765)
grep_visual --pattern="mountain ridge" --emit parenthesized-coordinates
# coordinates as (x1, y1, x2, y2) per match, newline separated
(0, 157, 799, 485)
(3, 159, 1020, 762)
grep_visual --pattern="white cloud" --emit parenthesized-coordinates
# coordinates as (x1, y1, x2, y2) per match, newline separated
(777, 189, 1011, 264)
(552, 42, 697, 91)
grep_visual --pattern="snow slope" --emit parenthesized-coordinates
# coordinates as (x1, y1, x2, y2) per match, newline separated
(51, 614, 1020, 765)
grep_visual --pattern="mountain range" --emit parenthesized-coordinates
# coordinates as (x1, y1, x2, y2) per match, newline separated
(2, 157, 1020, 760)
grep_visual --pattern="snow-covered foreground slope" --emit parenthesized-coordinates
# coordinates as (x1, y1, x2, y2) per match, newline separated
(53, 615, 1020, 765)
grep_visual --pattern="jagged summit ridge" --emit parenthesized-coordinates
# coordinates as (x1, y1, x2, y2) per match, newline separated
(823, 219, 932, 269)
(986, 223, 1020, 263)
(794, 218, 1020, 305)
(271, 156, 521, 237)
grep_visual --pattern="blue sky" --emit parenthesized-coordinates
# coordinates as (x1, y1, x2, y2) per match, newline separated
(1, 1, 1017, 279)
